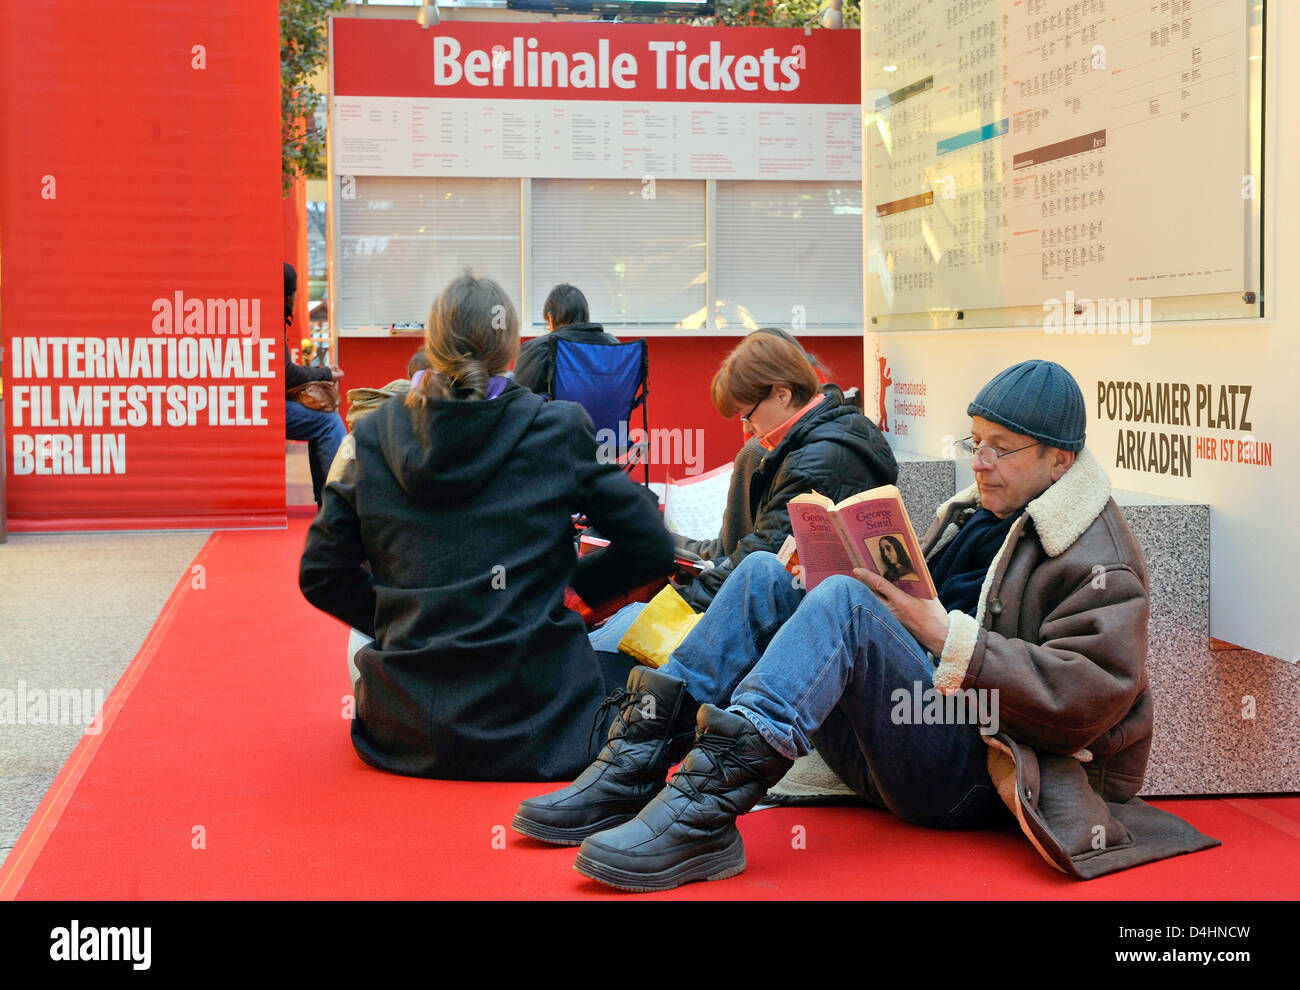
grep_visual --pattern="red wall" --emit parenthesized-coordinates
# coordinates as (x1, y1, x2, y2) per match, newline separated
(284, 175, 310, 346)
(0, 1, 283, 531)
(337, 335, 864, 486)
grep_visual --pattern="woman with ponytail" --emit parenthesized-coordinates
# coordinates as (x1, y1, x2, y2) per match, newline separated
(299, 274, 675, 781)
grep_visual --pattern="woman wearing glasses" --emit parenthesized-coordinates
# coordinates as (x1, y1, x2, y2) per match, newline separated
(595, 329, 896, 637)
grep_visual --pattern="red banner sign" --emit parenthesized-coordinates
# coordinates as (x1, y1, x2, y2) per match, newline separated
(0, 2, 284, 531)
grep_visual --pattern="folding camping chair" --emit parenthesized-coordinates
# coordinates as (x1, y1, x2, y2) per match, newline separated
(544, 336, 651, 487)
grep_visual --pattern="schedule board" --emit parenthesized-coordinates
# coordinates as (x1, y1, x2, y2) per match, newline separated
(864, 0, 1257, 317)
(331, 19, 861, 181)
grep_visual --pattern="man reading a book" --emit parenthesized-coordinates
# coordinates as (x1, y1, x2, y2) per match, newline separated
(515, 359, 1216, 890)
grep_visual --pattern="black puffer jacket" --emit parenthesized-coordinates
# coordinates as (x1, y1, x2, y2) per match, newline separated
(676, 390, 898, 611)
(298, 380, 674, 781)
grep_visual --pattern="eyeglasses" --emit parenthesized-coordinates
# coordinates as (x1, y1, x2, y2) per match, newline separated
(739, 390, 770, 424)
(957, 436, 1042, 465)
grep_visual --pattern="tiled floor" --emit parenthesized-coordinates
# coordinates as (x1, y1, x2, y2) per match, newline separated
(285, 440, 316, 507)
(0, 529, 211, 865)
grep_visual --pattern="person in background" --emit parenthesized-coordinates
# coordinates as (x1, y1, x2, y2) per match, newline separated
(513, 283, 620, 394)
(407, 347, 432, 382)
(299, 274, 675, 782)
(283, 262, 346, 508)
(325, 346, 431, 488)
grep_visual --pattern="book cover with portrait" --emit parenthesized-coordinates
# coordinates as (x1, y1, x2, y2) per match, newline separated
(786, 486, 936, 598)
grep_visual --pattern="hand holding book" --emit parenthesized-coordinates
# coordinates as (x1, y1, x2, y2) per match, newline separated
(854, 567, 951, 656)
(786, 484, 950, 655)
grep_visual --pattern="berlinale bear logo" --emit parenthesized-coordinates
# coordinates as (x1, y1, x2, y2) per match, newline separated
(875, 344, 892, 433)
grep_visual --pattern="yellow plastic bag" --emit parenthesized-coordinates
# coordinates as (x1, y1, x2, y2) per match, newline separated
(616, 584, 704, 668)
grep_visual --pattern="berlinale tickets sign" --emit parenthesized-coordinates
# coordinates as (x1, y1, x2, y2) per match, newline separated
(331, 19, 861, 182)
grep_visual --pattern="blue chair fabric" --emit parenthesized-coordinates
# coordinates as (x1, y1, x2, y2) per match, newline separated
(545, 336, 650, 485)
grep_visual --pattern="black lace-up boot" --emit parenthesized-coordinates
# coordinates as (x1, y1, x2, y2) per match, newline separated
(573, 704, 794, 892)
(512, 666, 698, 845)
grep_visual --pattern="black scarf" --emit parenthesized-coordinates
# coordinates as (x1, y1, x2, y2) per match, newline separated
(927, 507, 1024, 618)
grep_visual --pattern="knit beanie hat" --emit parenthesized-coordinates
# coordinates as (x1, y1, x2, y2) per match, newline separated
(967, 360, 1086, 452)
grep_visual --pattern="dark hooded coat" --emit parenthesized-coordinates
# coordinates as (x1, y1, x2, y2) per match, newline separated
(299, 381, 674, 781)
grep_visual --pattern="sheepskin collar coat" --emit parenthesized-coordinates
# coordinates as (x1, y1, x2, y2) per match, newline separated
(924, 448, 1219, 878)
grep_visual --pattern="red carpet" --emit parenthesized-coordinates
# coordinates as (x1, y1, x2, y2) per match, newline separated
(2, 519, 1297, 900)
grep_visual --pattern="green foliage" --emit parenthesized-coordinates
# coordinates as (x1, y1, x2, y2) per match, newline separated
(281, 0, 345, 196)
(701, 0, 859, 28)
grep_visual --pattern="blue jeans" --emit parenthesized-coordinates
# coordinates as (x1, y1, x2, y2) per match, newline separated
(285, 399, 347, 505)
(588, 601, 650, 652)
(656, 552, 1006, 830)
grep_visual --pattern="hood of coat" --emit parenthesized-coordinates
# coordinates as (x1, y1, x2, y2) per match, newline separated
(761, 390, 898, 484)
(368, 380, 545, 504)
(934, 446, 1112, 557)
